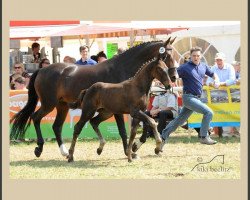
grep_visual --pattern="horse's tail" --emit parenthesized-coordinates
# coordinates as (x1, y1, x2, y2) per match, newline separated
(78, 89, 88, 104)
(69, 89, 88, 109)
(10, 70, 40, 140)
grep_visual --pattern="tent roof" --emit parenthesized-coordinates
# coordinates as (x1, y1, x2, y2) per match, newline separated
(10, 21, 189, 40)
(10, 21, 239, 40)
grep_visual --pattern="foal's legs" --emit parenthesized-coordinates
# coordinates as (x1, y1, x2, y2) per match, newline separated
(68, 109, 96, 162)
(132, 123, 149, 153)
(89, 110, 113, 155)
(52, 102, 69, 157)
(127, 118, 140, 162)
(114, 114, 129, 156)
(32, 105, 54, 157)
(131, 110, 162, 155)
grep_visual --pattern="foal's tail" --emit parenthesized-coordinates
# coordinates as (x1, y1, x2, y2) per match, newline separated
(10, 70, 40, 140)
(69, 89, 88, 109)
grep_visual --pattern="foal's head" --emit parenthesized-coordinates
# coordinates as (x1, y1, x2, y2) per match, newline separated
(151, 52, 173, 90)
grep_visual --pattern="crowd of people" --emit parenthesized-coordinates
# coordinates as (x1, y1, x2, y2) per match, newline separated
(9, 42, 240, 142)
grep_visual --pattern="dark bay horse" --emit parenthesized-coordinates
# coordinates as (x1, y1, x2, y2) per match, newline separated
(10, 37, 178, 159)
(68, 50, 174, 162)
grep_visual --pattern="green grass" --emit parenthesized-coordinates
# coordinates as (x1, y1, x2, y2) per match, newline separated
(9, 129, 240, 179)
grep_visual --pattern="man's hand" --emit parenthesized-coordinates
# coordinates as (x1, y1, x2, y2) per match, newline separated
(213, 81, 220, 89)
(150, 109, 160, 117)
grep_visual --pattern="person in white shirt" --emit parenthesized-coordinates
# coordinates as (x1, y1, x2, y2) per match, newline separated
(143, 90, 178, 138)
(206, 52, 236, 87)
(206, 52, 236, 137)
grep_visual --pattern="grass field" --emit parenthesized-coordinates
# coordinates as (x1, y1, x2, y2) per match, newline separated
(9, 129, 240, 179)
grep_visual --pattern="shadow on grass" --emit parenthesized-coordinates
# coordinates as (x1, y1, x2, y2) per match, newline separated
(10, 135, 240, 146)
(10, 157, 127, 169)
(145, 135, 240, 144)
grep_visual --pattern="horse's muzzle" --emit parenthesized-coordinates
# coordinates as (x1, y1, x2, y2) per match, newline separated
(170, 76, 176, 82)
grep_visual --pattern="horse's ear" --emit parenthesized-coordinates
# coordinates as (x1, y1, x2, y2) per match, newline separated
(164, 37, 171, 46)
(170, 37, 177, 44)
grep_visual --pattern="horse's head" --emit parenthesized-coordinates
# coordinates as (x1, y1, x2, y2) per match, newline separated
(160, 37, 179, 83)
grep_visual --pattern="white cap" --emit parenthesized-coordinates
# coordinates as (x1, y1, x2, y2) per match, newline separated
(215, 52, 226, 60)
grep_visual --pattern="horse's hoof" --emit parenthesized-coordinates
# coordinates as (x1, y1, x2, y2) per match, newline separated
(34, 147, 42, 157)
(128, 158, 133, 163)
(132, 140, 143, 153)
(155, 148, 160, 155)
(68, 156, 74, 163)
(132, 153, 138, 159)
(97, 148, 103, 155)
(132, 143, 138, 152)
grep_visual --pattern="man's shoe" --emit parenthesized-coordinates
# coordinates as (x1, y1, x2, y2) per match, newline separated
(200, 137, 217, 145)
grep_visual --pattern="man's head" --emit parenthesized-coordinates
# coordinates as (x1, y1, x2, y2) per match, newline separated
(190, 46, 202, 65)
(14, 77, 26, 90)
(232, 61, 240, 72)
(215, 52, 226, 69)
(63, 56, 76, 63)
(31, 42, 40, 54)
(96, 51, 107, 63)
(79, 45, 89, 61)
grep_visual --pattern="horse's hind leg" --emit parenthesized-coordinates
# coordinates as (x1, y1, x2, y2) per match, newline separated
(114, 114, 129, 156)
(89, 110, 113, 155)
(32, 106, 54, 157)
(53, 102, 69, 157)
(131, 110, 162, 155)
(127, 118, 140, 162)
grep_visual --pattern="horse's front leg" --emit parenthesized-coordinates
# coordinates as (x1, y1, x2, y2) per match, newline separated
(132, 110, 162, 155)
(127, 117, 140, 162)
(114, 114, 136, 158)
(68, 110, 96, 162)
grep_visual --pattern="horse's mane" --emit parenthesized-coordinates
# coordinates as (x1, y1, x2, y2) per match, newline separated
(128, 57, 158, 80)
(109, 40, 163, 62)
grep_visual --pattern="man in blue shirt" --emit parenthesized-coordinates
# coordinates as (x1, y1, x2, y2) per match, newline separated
(75, 45, 97, 66)
(160, 46, 220, 150)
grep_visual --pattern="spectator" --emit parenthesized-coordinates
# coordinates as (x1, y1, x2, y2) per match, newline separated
(96, 51, 107, 63)
(75, 45, 97, 66)
(143, 89, 178, 138)
(206, 52, 236, 137)
(232, 61, 241, 85)
(160, 46, 219, 150)
(206, 52, 236, 87)
(9, 62, 30, 89)
(31, 42, 42, 63)
(13, 77, 27, 90)
(230, 60, 241, 137)
(63, 56, 76, 63)
(39, 58, 50, 68)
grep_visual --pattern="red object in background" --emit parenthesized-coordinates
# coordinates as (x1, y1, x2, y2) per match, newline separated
(177, 96, 183, 106)
(147, 96, 155, 111)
